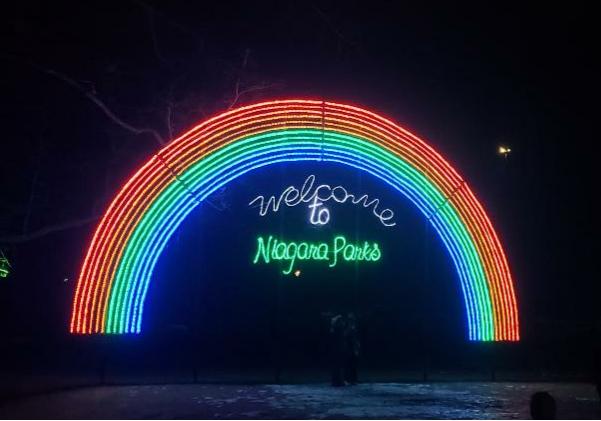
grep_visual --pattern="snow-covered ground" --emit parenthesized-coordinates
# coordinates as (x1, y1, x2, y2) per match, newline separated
(0, 382, 599, 419)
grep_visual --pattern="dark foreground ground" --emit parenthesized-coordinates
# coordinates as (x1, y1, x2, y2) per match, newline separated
(0, 383, 599, 419)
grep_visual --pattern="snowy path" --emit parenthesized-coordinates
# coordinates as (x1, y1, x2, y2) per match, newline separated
(0, 382, 599, 419)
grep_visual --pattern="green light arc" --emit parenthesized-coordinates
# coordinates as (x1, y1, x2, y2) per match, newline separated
(106, 129, 494, 340)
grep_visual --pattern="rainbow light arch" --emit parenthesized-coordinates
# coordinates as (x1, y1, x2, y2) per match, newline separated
(70, 99, 519, 341)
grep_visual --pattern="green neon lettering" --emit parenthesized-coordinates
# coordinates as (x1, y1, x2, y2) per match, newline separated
(253, 235, 273, 264)
(353, 245, 362, 260)
(251, 235, 382, 274)
(274, 241, 286, 260)
(358, 242, 370, 260)
(284, 242, 298, 274)
(343, 244, 355, 261)
(309, 244, 319, 259)
(371, 243, 382, 261)
(331, 236, 346, 267)
(317, 244, 328, 260)
(253, 235, 381, 274)
(297, 242, 309, 259)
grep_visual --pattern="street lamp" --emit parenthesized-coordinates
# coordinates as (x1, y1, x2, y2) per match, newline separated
(498, 145, 512, 159)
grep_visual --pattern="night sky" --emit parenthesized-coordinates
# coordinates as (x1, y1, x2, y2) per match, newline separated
(1, 2, 598, 374)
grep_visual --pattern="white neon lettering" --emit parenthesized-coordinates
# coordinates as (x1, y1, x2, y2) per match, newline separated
(308, 196, 330, 225)
(249, 175, 396, 227)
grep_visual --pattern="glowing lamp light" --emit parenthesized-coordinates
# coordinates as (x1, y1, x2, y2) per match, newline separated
(498, 146, 512, 158)
(294, 269, 301, 277)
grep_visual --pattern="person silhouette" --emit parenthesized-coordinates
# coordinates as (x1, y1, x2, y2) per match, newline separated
(343, 312, 360, 385)
(530, 391, 556, 419)
(329, 313, 346, 386)
(594, 330, 601, 403)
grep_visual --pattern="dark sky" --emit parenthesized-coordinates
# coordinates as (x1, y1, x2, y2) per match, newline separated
(0, 1, 598, 363)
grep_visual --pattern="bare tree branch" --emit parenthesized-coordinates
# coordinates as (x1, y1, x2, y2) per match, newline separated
(45, 69, 166, 146)
(2, 55, 166, 146)
(228, 48, 250, 109)
(165, 84, 176, 140)
(227, 82, 279, 110)
(0, 216, 99, 245)
(136, 0, 172, 67)
(226, 49, 282, 110)
(166, 102, 174, 140)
